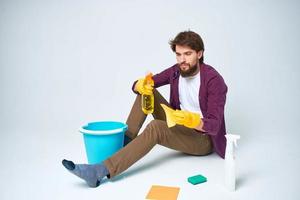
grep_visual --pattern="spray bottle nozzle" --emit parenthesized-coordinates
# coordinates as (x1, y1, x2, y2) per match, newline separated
(225, 134, 240, 147)
(145, 73, 153, 84)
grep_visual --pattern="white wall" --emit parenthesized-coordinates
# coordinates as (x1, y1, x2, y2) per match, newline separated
(1, 0, 299, 139)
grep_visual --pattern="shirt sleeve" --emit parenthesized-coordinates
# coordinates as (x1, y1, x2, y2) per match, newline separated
(152, 67, 174, 88)
(202, 74, 227, 135)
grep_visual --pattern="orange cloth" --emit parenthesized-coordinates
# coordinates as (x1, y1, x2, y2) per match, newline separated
(146, 185, 180, 200)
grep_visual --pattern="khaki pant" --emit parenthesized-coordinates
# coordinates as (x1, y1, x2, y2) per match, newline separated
(104, 89, 212, 178)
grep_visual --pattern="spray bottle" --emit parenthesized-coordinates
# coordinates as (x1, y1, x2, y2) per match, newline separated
(141, 73, 154, 114)
(225, 134, 240, 191)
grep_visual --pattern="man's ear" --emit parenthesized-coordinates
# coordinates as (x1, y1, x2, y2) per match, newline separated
(197, 50, 203, 59)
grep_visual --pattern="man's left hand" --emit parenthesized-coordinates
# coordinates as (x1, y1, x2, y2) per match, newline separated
(172, 110, 202, 129)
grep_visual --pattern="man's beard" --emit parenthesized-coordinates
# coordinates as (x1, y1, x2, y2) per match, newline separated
(179, 62, 199, 77)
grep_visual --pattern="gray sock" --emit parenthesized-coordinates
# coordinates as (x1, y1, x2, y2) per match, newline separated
(62, 159, 109, 187)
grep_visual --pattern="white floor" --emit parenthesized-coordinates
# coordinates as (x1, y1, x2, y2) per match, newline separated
(1, 127, 299, 200)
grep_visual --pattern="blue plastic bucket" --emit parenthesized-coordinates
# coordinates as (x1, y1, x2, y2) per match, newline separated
(79, 121, 127, 164)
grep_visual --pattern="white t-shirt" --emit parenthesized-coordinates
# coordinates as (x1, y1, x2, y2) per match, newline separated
(179, 72, 203, 117)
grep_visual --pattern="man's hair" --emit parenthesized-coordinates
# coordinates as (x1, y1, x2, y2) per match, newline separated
(169, 31, 205, 63)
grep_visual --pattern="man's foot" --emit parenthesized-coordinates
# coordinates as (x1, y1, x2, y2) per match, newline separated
(62, 159, 109, 187)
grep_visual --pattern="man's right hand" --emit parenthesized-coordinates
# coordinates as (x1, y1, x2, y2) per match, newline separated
(134, 78, 154, 95)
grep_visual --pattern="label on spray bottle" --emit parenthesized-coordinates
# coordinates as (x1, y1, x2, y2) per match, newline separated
(141, 73, 154, 114)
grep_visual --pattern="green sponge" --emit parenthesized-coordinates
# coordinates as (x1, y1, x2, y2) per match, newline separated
(187, 174, 207, 185)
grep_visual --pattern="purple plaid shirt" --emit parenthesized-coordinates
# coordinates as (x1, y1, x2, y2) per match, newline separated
(133, 63, 227, 158)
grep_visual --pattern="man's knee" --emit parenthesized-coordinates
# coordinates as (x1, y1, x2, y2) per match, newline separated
(144, 120, 168, 142)
(148, 119, 167, 127)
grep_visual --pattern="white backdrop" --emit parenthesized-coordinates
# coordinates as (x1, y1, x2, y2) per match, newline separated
(1, 0, 299, 135)
(1, 0, 300, 199)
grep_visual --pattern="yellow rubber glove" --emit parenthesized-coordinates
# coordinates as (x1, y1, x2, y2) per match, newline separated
(135, 75, 154, 95)
(160, 104, 177, 127)
(161, 104, 202, 128)
(173, 109, 202, 128)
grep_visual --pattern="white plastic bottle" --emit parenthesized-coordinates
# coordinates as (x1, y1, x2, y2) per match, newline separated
(225, 134, 240, 191)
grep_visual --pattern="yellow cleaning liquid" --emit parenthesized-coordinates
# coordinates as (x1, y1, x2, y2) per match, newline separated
(142, 73, 154, 114)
